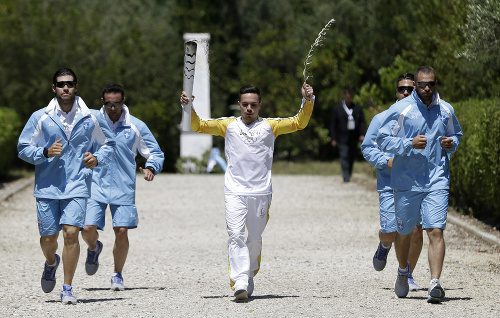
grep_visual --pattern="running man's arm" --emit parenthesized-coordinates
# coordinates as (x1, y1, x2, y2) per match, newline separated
(267, 83, 315, 137)
(17, 112, 52, 165)
(180, 91, 234, 137)
(133, 120, 165, 175)
(376, 106, 414, 156)
(190, 107, 235, 137)
(361, 113, 393, 169)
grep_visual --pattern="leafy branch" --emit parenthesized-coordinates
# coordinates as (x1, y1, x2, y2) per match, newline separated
(303, 18, 336, 83)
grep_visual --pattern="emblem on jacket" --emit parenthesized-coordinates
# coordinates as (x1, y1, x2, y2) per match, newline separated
(239, 129, 259, 144)
(439, 111, 447, 123)
(124, 129, 131, 139)
(83, 119, 90, 130)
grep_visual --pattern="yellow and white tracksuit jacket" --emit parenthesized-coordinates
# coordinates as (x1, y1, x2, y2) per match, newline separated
(190, 97, 315, 194)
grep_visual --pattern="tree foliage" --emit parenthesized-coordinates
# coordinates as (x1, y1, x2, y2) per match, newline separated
(1, 0, 499, 168)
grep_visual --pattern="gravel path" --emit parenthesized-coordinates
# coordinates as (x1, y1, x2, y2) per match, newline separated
(1, 174, 499, 317)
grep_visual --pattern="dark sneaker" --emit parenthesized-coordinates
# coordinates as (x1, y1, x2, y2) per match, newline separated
(85, 240, 103, 275)
(427, 279, 445, 303)
(373, 242, 391, 271)
(61, 285, 77, 304)
(41, 254, 60, 293)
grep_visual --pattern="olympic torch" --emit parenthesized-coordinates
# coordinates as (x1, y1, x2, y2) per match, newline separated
(181, 41, 197, 132)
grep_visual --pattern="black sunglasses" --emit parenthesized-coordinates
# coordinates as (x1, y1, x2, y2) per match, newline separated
(103, 100, 124, 108)
(416, 81, 436, 88)
(397, 86, 414, 93)
(55, 81, 77, 88)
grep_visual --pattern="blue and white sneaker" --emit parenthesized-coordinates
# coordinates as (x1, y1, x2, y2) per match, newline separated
(427, 279, 445, 303)
(85, 240, 103, 275)
(408, 273, 421, 291)
(41, 254, 60, 293)
(373, 242, 391, 271)
(111, 273, 125, 291)
(394, 262, 410, 298)
(61, 285, 77, 304)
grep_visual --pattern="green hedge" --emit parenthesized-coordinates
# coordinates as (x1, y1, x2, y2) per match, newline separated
(449, 98, 500, 225)
(0, 107, 22, 178)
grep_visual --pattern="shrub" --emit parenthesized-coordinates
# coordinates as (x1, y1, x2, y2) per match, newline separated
(0, 108, 22, 178)
(449, 98, 500, 225)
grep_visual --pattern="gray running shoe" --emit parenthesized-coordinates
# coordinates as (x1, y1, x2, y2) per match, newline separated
(373, 242, 391, 271)
(41, 254, 60, 293)
(85, 240, 103, 275)
(427, 279, 445, 303)
(61, 285, 77, 304)
(394, 262, 410, 298)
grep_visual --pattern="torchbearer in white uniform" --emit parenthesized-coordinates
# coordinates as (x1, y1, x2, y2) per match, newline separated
(180, 83, 314, 300)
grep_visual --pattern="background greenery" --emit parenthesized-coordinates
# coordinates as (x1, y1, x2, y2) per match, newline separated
(0, 0, 498, 224)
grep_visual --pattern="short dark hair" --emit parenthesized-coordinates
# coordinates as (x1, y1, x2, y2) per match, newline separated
(396, 73, 414, 85)
(53, 68, 77, 84)
(102, 83, 125, 99)
(414, 66, 437, 81)
(239, 85, 261, 101)
(343, 88, 355, 96)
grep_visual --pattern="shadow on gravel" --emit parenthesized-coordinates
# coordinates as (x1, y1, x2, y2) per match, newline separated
(235, 295, 300, 303)
(83, 287, 150, 291)
(201, 295, 300, 302)
(46, 298, 125, 304)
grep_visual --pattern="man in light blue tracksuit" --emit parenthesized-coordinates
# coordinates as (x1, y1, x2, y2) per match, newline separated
(82, 83, 164, 291)
(17, 68, 115, 304)
(361, 73, 423, 292)
(376, 66, 462, 303)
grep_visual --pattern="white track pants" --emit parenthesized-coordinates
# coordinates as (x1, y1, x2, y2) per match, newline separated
(225, 194, 271, 289)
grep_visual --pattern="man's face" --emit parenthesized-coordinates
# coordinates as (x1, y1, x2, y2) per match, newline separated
(52, 75, 77, 106)
(238, 93, 261, 125)
(343, 93, 353, 105)
(396, 79, 414, 101)
(102, 92, 124, 122)
(414, 72, 436, 105)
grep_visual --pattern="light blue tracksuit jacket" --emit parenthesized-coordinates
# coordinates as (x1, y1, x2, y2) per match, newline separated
(360, 110, 393, 192)
(90, 105, 164, 205)
(17, 97, 115, 199)
(376, 90, 463, 192)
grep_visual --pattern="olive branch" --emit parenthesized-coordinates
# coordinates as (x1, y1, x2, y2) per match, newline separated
(303, 18, 336, 83)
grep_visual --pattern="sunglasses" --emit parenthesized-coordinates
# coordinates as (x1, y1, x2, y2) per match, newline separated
(397, 86, 414, 93)
(103, 100, 124, 108)
(416, 81, 436, 88)
(55, 81, 77, 88)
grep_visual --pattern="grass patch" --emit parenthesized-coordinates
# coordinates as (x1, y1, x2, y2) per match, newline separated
(272, 159, 375, 178)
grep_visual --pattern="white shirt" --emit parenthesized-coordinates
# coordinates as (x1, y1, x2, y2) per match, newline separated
(56, 100, 80, 139)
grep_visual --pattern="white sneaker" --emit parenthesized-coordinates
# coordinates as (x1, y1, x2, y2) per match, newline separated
(408, 273, 421, 291)
(247, 277, 254, 297)
(394, 262, 410, 298)
(111, 273, 125, 291)
(233, 281, 248, 300)
(427, 279, 445, 303)
(61, 285, 77, 304)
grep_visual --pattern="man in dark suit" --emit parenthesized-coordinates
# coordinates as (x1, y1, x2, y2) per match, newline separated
(330, 88, 366, 182)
